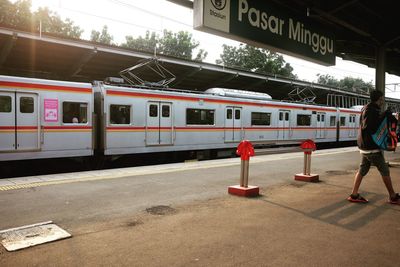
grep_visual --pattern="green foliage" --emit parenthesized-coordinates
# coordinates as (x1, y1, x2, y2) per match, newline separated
(90, 25, 114, 45)
(316, 74, 339, 87)
(216, 44, 296, 78)
(0, 0, 31, 28)
(0, 0, 83, 38)
(33, 7, 83, 38)
(317, 73, 374, 92)
(122, 31, 158, 53)
(122, 30, 208, 62)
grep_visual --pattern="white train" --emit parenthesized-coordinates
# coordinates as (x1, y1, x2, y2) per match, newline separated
(0, 75, 360, 162)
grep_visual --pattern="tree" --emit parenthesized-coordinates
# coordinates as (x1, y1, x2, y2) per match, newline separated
(122, 31, 158, 53)
(121, 30, 208, 62)
(339, 77, 374, 93)
(90, 25, 114, 45)
(216, 44, 297, 78)
(317, 73, 374, 93)
(0, 0, 83, 38)
(316, 74, 340, 87)
(33, 7, 83, 38)
(0, 0, 32, 29)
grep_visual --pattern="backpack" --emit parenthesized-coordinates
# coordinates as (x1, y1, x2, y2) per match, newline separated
(371, 114, 398, 151)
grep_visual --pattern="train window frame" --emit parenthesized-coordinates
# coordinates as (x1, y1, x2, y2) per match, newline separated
(235, 109, 241, 120)
(149, 104, 158, 117)
(251, 112, 271, 126)
(62, 101, 89, 124)
(340, 116, 346, 126)
(20, 96, 34, 113)
(186, 108, 215, 126)
(0, 96, 12, 113)
(297, 114, 311, 126)
(110, 104, 131, 125)
(330, 116, 336, 126)
(226, 109, 232, 119)
(162, 105, 170, 118)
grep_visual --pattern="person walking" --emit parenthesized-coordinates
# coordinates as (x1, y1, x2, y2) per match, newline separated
(348, 90, 400, 204)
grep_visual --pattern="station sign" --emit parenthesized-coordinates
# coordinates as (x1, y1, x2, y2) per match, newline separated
(194, 0, 335, 66)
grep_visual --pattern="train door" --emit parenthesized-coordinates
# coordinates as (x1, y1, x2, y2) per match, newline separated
(224, 107, 242, 142)
(17, 93, 39, 150)
(349, 114, 357, 137)
(146, 101, 173, 145)
(0, 92, 39, 151)
(316, 112, 326, 138)
(278, 110, 290, 140)
(0, 92, 15, 151)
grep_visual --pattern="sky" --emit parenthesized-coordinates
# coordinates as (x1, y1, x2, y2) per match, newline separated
(27, 0, 400, 98)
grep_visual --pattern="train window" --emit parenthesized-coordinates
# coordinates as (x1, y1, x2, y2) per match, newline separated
(162, 105, 170, 117)
(186, 108, 214, 125)
(322, 114, 325, 121)
(227, 109, 232, 119)
(251, 112, 271, 126)
(20, 97, 34, 113)
(317, 114, 320, 122)
(149, 104, 158, 117)
(235, 109, 241, 120)
(340, 117, 346, 126)
(330, 116, 336, 126)
(0, 96, 11, 112)
(297, 114, 311, 126)
(279, 112, 283, 121)
(110, 105, 131, 124)
(285, 113, 289, 121)
(63, 102, 88, 123)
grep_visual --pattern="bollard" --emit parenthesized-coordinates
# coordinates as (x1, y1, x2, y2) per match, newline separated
(294, 139, 319, 182)
(228, 140, 259, 197)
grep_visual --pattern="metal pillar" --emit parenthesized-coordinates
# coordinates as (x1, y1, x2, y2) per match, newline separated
(375, 46, 386, 109)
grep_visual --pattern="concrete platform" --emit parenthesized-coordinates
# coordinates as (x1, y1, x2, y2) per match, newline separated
(0, 147, 400, 266)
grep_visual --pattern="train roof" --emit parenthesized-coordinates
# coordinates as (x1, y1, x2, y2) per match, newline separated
(101, 82, 356, 112)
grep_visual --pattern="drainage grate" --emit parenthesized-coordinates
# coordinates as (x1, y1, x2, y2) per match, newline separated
(0, 221, 71, 251)
(146, 205, 176, 215)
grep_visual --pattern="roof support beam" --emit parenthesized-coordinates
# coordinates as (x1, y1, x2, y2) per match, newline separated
(69, 48, 97, 77)
(310, 7, 374, 39)
(207, 73, 239, 89)
(166, 0, 193, 9)
(328, 0, 359, 14)
(172, 66, 202, 87)
(247, 78, 268, 90)
(0, 33, 17, 67)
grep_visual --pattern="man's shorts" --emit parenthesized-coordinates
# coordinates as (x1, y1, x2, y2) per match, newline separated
(359, 152, 390, 177)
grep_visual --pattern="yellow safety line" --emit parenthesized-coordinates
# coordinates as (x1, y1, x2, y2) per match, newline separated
(0, 175, 120, 191)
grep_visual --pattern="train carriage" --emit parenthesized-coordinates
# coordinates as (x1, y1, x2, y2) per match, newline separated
(95, 82, 360, 157)
(0, 75, 94, 161)
(0, 75, 361, 162)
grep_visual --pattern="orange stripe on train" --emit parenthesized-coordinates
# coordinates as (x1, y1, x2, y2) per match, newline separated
(0, 81, 92, 93)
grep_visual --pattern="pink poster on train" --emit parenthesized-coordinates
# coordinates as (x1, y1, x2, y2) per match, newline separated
(44, 99, 58, 122)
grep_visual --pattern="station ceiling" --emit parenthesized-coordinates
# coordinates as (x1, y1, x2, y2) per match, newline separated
(0, 0, 400, 105)
(275, 0, 400, 76)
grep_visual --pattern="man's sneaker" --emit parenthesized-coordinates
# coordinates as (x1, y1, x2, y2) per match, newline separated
(347, 194, 369, 203)
(389, 193, 400, 205)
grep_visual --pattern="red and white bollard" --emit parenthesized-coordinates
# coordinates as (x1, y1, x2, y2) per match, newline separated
(294, 139, 319, 182)
(228, 140, 259, 197)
